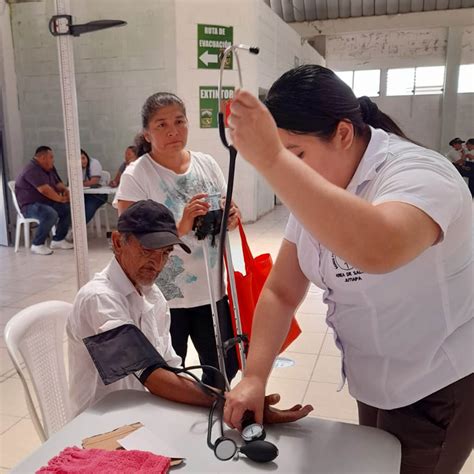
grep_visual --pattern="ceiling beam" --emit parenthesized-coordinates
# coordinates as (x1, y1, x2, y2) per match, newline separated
(289, 8, 474, 38)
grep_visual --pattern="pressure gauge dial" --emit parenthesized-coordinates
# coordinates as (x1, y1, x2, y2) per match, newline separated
(242, 422, 266, 442)
(241, 410, 266, 442)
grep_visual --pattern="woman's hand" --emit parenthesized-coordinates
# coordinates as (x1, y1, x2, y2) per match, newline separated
(228, 90, 285, 171)
(178, 193, 210, 236)
(224, 376, 314, 430)
(224, 375, 266, 430)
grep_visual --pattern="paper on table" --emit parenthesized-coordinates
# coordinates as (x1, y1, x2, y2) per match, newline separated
(118, 426, 183, 459)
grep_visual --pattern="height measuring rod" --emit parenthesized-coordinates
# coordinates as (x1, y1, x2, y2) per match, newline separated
(50, 2, 126, 288)
(52, 0, 89, 288)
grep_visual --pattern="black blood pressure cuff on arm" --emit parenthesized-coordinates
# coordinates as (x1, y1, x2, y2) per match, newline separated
(83, 324, 178, 385)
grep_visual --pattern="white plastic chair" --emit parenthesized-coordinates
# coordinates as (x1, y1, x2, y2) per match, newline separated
(4, 301, 73, 441)
(8, 181, 40, 252)
(91, 170, 111, 237)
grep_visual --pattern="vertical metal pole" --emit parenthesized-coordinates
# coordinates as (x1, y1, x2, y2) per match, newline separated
(224, 238, 246, 370)
(54, 0, 89, 288)
(202, 238, 230, 390)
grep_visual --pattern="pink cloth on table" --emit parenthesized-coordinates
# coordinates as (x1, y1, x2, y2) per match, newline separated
(36, 446, 170, 474)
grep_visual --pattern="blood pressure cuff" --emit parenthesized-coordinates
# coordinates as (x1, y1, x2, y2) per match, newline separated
(83, 324, 177, 385)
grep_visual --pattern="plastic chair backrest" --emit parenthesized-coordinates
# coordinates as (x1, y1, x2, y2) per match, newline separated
(4, 301, 73, 441)
(8, 180, 25, 219)
(100, 170, 111, 186)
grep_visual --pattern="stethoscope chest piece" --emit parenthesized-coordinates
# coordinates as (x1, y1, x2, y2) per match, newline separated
(214, 436, 238, 461)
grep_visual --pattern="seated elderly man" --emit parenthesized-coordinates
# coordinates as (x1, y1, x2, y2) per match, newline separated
(67, 199, 313, 425)
(15, 146, 73, 255)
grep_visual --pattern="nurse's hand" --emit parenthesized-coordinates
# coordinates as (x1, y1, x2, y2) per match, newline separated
(224, 375, 265, 430)
(228, 90, 285, 171)
(224, 376, 314, 430)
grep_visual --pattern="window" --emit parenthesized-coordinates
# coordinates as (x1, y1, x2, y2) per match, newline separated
(387, 66, 445, 96)
(335, 71, 353, 88)
(334, 70, 380, 97)
(387, 68, 415, 96)
(458, 64, 474, 93)
(414, 66, 444, 95)
(353, 70, 380, 97)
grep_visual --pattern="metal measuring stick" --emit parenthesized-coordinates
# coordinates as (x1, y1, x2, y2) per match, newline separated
(51, 0, 89, 288)
(50, 2, 126, 289)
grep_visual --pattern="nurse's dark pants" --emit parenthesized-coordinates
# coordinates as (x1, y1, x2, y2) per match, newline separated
(357, 373, 474, 474)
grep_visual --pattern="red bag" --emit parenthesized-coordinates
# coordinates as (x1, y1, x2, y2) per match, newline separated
(226, 221, 301, 368)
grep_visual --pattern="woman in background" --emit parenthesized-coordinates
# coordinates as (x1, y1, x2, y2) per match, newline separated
(81, 149, 107, 223)
(109, 145, 138, 188)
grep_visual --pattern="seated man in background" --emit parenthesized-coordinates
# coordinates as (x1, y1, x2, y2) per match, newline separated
(446, 137, 467, 170)
(109, 145, 138, 188)
(14, 146, 73, 255)
(465, 138, 474, 162)
(67, 200, 313, 425)
(446, 137, 474, 196)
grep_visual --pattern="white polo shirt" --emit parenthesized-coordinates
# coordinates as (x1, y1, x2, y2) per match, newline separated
(67, 258, 181, 416)
(446, 148, 465, 164)
(286, 127, 473, 409)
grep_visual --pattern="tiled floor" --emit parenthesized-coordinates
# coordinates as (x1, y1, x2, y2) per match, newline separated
(0, 204, 473, 472)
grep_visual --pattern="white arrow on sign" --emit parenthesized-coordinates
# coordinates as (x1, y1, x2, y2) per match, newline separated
(199, 50, 218, 66)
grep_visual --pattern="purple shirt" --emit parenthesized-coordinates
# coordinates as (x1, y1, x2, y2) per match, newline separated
(15, 159, 62, 211)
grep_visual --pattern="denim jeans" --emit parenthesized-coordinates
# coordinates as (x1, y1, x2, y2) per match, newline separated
(84, 194, 107, 223)
(23, 201, 71, 245)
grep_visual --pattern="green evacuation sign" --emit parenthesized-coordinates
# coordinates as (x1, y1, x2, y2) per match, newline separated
(197, 24, 233, 69)
(200, 86, 234, 129)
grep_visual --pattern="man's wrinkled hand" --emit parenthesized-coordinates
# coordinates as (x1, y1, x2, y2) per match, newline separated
(262, 393, 314, 424)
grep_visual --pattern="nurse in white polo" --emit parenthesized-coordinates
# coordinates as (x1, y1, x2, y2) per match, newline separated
(224, 65, 473, 474)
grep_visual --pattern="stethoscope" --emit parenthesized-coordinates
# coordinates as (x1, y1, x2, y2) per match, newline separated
(208, 43, 278, 464)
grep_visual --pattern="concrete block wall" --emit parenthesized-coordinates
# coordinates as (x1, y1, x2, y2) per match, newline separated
(10, 0, 176, 180)
(325, 26, 474, 153)
(7, 0, 321, 223)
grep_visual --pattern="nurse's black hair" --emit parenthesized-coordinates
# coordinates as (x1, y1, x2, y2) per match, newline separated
(264, 65, 411, 142)
(135, 92, 187, 156)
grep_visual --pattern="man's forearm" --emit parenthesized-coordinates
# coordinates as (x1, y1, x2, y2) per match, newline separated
(38, 185, 68, 203)
(145, 368, 215, 407)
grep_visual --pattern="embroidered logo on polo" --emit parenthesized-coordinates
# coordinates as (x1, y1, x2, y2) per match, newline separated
(331, 254, 364, 283)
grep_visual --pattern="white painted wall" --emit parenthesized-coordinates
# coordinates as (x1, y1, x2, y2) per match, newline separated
(173, 0, 322, 221)
(325, 25, 474, 153)
(255, 0, 324, 218)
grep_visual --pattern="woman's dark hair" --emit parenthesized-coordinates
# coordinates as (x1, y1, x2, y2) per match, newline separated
(264, 64, 410, 142)
(81, 148, 91, 180)
(126, 145, 138, 155)
(135, 92, 187, 156)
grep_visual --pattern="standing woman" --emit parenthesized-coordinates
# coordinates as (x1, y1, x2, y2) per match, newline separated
(81, 149, 107, 223)
(115, 92, 239, 387)
(224, 65, 473, 474)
